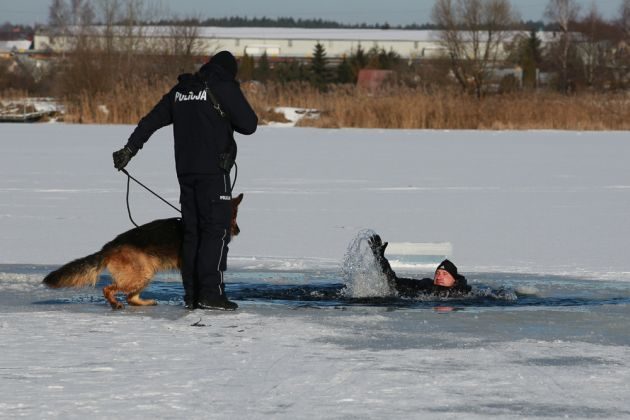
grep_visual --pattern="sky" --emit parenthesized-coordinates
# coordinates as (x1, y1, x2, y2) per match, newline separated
(0, 0, 622, 26)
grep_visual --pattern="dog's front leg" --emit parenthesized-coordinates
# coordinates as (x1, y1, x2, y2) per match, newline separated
(103, 285, 124, 310)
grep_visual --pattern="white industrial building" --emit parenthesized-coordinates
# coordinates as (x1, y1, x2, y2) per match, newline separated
(33, 26, 548, 60)
(185, 27, 450, 59)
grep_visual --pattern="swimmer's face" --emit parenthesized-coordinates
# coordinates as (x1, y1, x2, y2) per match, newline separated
(433, 269, 456, 288)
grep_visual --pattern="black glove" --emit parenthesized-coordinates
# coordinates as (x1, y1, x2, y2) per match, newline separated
(368, 234, 397, 287)
(368, 234, 388, 260)
(113, 146, 136, 171)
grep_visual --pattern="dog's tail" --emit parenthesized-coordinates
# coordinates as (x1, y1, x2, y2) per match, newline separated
(43, 251, 106, 289)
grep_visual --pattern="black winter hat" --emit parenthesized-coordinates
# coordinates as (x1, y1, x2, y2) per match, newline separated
(209, 51, 238, 78)
(436, 259, 458, 279)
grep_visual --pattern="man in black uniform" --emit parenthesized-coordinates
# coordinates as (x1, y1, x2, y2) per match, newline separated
(368, 234, 471, 297)
(113, 51, 258, 310)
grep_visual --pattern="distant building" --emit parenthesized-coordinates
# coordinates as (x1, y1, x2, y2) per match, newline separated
(0, 40, 33, 58)
(357, 69, 395, 90)
(31, 26, 566, 64)
(34, 26, 535, 60)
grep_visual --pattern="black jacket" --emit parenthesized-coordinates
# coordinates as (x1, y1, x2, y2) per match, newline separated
(126, 63, 258, 176)
(392, 275, 472, 298)
(374, 252, 472, 298)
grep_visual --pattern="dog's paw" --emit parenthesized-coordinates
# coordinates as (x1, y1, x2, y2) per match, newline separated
(111, 302, 124, 310)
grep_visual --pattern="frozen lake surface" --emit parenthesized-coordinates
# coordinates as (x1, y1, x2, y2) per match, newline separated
(4, 264, 630, 342)
(1, 124, 630, 418)
(2, 264, 630, 419)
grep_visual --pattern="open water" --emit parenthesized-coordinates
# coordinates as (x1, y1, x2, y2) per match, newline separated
(2, 263, 630, 348)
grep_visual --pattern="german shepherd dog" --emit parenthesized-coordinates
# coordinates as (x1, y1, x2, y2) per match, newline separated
(43, 193, 243, 309)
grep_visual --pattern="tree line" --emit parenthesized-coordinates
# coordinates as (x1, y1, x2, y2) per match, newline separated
(1, 0, 629, 97)
(235, 44, 403, 90)
(429, 0, 630, 95)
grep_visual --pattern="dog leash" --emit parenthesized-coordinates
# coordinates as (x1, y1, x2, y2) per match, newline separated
(230, 162, 238, 191)
(121, 169, 181, 228)
(120, 167, 238, 228)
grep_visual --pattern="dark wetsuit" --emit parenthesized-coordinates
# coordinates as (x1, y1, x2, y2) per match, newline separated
(374, 252, 472, 298)
(390, 276, 471, 298)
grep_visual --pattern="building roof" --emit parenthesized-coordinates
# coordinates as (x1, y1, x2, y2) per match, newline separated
(38, 25, 558, 44)
(194, 27, 443, 42)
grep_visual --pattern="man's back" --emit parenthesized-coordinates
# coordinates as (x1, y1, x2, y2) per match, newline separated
(126, 61, 257, 176)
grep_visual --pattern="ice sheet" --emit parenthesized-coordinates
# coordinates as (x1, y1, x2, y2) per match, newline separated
(1, 124, 629, 279)
(2, 124, 630, 418)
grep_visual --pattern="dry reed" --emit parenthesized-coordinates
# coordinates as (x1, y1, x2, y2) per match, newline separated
(30, 81, 630, 130)
(0, 89, 30, 100)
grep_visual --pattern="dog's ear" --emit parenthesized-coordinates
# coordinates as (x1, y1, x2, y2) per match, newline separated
(233, 193, 243, 205)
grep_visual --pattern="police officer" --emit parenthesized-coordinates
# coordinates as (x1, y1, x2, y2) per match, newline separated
(113, 51, 258, 310)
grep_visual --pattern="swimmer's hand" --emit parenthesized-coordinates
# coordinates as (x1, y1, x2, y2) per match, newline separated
(368, 234, 388, 259)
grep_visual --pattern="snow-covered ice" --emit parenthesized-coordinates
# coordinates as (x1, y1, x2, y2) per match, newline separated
(1, 123, 630, 418)
(268, 107, 320, 127)
(2, 124, 630, 278)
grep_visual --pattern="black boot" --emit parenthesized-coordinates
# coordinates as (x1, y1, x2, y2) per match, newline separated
(184, 296, 198, 310)
(183, 282, 199, 309)
(197, 295, 238, 311)
(182, 273, 198, 310)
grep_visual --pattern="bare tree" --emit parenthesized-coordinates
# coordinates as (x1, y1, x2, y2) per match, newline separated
(119, 0, 150, 54)
(160, 17, 207, 74)
(70, 0, 95, 26)
(49, 0, 94, 29)
(431, 0, 518, 97)
(49, 0, 70, 30)
(49, 0, 94, 52)
(94, 0, 120, 54)
(621, 0, 630, 38)
(545, 0, 581, 92)
(61, 0, 147, 95)
(577, 3, 601, 86)
(91, 0, 158, 54)
(614, 0, 630, 88)
(164, 19, 202, 57)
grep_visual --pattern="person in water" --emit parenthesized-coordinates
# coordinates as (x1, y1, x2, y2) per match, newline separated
(368, 234, 472, 297)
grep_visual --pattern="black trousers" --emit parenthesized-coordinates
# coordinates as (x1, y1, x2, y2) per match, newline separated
(178, 173, 232, 302)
